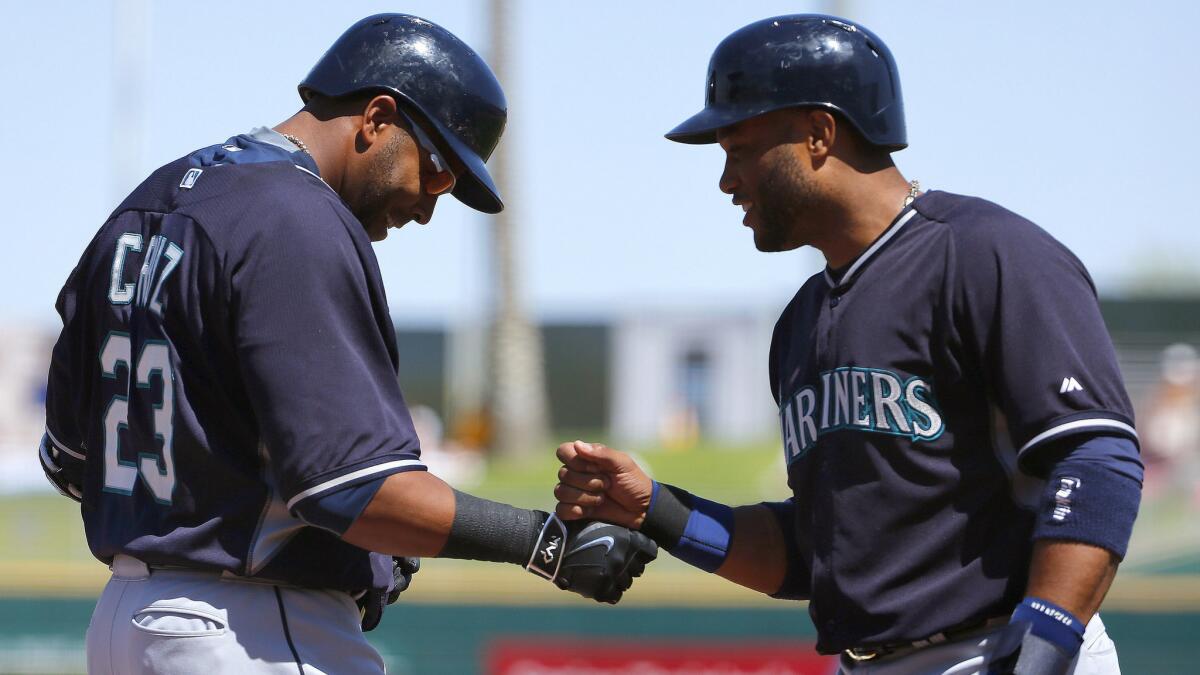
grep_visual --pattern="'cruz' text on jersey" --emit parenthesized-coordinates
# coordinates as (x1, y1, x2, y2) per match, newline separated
(108, 232, 184, 314)
(778, 366, 944, 465)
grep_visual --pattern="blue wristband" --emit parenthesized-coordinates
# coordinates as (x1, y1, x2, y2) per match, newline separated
(674, 494, 735, 573)
(642, 481, 734, 573)
(1011, 596, 1085, 656)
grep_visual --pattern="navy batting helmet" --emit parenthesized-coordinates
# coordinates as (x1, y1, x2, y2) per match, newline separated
(300, 14, 508, 214)
(666, 14, 906, 150)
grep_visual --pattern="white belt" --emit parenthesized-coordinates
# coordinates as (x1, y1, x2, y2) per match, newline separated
(111, 553, 306, 590)
(111, 553, 151, 579)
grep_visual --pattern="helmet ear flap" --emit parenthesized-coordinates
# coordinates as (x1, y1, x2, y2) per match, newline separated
(298, 13, 508, 214)
(666, 14, 907, 152)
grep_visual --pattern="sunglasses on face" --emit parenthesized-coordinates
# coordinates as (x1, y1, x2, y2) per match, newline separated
(398, 108, 456, 196)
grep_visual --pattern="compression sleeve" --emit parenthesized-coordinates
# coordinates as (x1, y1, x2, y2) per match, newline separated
(1032, 435, 1142, 559)
(437, 489, 545, 565)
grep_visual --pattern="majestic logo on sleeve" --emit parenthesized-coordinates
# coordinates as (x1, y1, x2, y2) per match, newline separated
(778, 367, 944, 465)
(1059, 377, 1084, 394)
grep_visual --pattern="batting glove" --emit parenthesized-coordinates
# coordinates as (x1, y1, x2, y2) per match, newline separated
(526, 516, 658, 604)
(987, 597, 1084, 675)
(359, 556, 421, 631)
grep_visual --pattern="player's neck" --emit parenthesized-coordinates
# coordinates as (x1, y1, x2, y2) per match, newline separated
(817, 167, 914, 269)
(273, 113, 347, 193)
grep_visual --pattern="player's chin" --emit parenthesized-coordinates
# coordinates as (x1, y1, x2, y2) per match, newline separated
(751, 227, 781, 252)
(365, 216, 408, 242)
(366, 224, 389, 242)
(752, 227, 801, 253)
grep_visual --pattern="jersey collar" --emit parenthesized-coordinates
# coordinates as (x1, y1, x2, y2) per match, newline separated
(245, 127, 323, 176)
(241, 127, 340, 196)
(823, 204, 920, 290)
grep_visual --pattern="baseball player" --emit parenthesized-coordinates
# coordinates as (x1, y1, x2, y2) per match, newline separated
(554, 15, 1141, 675)
(38, 14, 655, 675)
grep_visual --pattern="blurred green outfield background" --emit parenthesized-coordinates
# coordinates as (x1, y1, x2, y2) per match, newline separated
(2, 442, 1199, 673)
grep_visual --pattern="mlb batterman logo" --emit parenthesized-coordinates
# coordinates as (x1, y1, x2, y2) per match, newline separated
(179, 168, 203, 189)
(778, 366, 944, 464)
(541, 535, 561, 564)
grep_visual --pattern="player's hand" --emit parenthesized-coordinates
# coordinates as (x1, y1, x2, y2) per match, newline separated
(525, 516, 657, 604)
(388, 556, 420, 603)
(359, 556, 421, 631)
(554, 441, 652, 529)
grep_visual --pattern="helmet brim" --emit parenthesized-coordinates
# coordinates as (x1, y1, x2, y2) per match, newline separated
(665, 103, 783, 145)
(393, 99, 503, 215)
(439, 124, 504, 214)
(666, 102, 908, 151)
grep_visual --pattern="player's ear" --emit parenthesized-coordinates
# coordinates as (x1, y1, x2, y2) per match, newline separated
(358, 94, 400, 148)
(805, 109, 836, 160)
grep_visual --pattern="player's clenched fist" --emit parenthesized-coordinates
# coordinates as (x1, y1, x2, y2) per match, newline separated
(554, 441, 652, 528)
(527, 518, 657, 604)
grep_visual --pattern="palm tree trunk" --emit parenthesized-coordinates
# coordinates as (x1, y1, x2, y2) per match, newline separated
(485, 0, 550, 458)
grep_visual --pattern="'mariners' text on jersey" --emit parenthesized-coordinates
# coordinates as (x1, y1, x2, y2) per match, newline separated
(778, 367, 944, 465)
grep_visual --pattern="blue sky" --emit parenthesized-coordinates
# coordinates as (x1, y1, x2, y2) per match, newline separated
(3, 0, 1198, 326)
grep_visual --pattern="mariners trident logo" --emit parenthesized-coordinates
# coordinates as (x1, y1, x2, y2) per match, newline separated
(779, 367, 944, 464)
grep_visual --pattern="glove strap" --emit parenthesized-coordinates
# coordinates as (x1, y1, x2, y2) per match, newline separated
(1012, 596, 1085, 656)
(525, 513, 569, 582)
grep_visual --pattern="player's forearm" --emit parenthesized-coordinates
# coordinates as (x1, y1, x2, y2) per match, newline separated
(1024, 539, 1118, 623)
(344, 469, 658, 604)
(343, 470, 457, 557)
(343, 470, 553, 567)
(714, 505, 789, 594)
(640, 483, 792, 596)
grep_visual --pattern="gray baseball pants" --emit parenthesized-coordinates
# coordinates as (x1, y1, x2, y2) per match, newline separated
(86, 555, 386, 674)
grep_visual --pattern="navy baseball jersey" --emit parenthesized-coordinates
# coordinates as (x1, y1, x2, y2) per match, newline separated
(768, 191, 1137, 653)
(43, 129, 426, 593)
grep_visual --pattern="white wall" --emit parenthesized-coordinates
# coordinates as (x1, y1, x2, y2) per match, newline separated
(610, 310, 779, 446)
(0, 327, 55, 493)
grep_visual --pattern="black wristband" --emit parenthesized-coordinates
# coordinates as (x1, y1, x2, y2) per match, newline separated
(438, 489, 544, 566)
(640, 482, 692, 551)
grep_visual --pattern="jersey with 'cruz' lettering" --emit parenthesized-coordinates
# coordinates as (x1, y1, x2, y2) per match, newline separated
(768, 190, 1137, 653)
(43, 132, 425, 593)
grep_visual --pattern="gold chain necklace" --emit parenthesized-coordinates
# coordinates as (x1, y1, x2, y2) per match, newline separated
(281, 133, 310, 155)
(903, 179, 921, 207)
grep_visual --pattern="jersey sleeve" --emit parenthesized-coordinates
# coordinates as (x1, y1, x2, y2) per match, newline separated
(42, 263, 90, 495)
(952, 214, 1137, 465)
(227, 192, 425, 514)
(760, 498, 811, 600)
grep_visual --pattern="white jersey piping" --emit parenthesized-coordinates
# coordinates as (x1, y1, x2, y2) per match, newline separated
(45, 427, 85, 460)
(286, 459, 425, 510)
(1017, 418, 1138, 457)
(824, 208, 919, 288)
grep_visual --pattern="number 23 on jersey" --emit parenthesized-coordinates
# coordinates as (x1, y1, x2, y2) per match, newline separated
(100, 232, 184, 504)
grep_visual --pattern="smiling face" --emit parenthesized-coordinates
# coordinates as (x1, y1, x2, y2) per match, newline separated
(341, 96, 460, 242)
(716, 109, 830, 253)
(348, 128, 423, 241)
